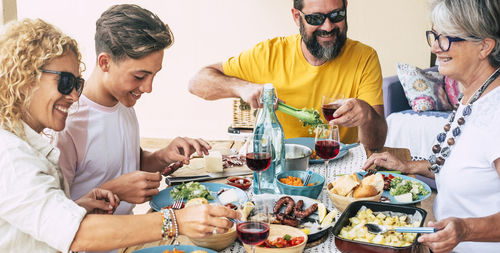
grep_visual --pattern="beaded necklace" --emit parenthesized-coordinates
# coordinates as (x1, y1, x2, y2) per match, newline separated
(429, 67, 500, 173)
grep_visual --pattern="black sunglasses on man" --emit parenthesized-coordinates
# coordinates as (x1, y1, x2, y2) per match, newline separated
(41, 69, 85, 96)
(298, 8, 346, 26)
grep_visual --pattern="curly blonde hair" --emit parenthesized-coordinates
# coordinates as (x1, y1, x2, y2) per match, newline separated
(0, 18, 83, 139)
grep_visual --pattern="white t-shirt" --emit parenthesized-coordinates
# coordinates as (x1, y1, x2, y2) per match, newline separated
(0, 123, 86, 252)
(54, 95, 140, 216)
(434, 86, 500, 252)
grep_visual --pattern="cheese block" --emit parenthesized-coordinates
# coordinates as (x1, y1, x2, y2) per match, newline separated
(205, 151, 223, 172)
(394, 192, 413, 203)
(189, 158, 204, 170)
(218, 148, 231, 156)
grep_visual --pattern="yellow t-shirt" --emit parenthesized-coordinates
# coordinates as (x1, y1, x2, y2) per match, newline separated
(223, 34, 383, 143)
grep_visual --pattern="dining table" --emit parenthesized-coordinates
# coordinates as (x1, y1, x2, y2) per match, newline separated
(118, 138, 435, 253)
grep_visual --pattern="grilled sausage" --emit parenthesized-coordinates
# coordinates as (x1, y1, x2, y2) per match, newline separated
(276, 213, 300, 227)
(161, 161, 183, 176)
(273, 196, 295, 214)
(293, 200, 318, 218)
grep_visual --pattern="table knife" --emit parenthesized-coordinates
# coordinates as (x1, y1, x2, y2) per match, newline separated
(165, 170, 253, 185)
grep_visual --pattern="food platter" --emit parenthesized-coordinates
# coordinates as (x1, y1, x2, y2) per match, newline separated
(285, 137, 350, 164)
(132, 245, 216, 253)
(253, 193, 336, 242)
(356, 171, 432, 205)
(150, 182, 248, 211)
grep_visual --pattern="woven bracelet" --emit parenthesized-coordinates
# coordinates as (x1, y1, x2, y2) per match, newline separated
(160, 208, 172, 240)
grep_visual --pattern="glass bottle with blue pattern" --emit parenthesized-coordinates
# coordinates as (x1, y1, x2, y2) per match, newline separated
(252, 83, 285, 194)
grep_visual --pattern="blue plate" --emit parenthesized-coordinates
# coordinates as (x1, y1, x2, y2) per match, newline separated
(150, 182, 248, 211)
(285, 137, 350, 164)
(133, 245, 217, 253)
(356, 171, 432, 204)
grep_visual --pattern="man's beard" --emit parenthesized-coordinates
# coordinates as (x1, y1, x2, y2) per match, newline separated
(299, 18, 347, 61)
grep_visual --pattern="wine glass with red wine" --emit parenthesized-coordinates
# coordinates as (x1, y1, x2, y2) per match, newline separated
(321, 94, 345, 122)
(237, 195, 270, 252)
(314, 124, 340, 181)
(245, 133, 272, 194)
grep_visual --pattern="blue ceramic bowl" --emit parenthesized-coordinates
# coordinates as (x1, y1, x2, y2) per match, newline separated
(276, 170, 325, 199)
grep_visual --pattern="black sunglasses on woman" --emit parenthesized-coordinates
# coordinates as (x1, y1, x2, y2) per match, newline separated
(41, 69, 85, 96)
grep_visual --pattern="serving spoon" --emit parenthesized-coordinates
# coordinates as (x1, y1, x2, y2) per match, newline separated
(303, 170, 313, 186)
(365, 223, 436, 234)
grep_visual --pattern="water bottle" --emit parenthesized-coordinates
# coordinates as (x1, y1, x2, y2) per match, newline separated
(253, 83, 285, 194)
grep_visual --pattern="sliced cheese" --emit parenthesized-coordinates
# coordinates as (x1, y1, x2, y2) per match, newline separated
(189, 158, 204, 170)
(205, 151, 223, 172)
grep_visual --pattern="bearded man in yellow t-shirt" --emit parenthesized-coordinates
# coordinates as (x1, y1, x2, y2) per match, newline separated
(189, 0, 387, 150)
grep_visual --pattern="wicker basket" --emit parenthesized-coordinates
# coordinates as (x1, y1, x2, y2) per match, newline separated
(232, 98, 257, 129)
(326, 182, 382, 212)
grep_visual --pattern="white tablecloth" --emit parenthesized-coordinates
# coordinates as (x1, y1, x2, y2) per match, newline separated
(221, 144, 367, 253)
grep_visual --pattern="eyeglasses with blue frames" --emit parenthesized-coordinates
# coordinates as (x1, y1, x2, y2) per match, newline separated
(426, 30, 466, 52)
(41, 69, 84, 97)
(298, 8, 346, 26)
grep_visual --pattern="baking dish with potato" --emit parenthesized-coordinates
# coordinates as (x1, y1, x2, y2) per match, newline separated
(332, 201, 428, 253)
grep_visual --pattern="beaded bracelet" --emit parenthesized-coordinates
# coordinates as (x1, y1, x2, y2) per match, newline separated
(168, 208, 179, 239)
(160, 208, 172, 240)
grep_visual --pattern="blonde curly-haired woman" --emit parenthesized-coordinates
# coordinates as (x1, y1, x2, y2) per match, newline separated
(0, 18, 239, 252)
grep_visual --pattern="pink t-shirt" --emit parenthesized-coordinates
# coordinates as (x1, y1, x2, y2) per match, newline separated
(54, 95, 140, 215)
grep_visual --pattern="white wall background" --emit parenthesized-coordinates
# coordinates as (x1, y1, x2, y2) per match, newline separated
(15, 0, 430, 140)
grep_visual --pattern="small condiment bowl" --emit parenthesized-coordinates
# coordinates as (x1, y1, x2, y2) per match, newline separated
(276, 170, 324, 199)
(226, 176, 252, 190)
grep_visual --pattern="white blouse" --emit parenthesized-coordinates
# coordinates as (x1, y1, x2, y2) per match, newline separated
(0, 123, 86, 252)
(434, 86, 500, 252)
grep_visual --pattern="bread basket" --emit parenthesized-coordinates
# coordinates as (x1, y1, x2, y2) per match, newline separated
(327, 182, 382, 212)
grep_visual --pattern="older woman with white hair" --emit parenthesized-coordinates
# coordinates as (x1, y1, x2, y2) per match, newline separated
(363, 0, 500, 252)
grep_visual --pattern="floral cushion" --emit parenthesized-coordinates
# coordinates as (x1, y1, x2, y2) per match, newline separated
(444, 76, 462, 109)
(397, 63, 453, 112)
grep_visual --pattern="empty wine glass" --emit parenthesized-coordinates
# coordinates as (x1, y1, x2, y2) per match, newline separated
(315, 124, 340, 182)
(321, 94, 345, 122)
(245, 133, 272, 195)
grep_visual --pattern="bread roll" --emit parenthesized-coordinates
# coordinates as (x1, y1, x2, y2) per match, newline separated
(185, 197, 208, 207)
(362, 173, 384, 193)
(332, 173, 360, 196)
(352, 184, 378, 198)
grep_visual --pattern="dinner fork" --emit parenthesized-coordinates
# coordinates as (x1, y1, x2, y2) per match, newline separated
(172, 196, 184, 210)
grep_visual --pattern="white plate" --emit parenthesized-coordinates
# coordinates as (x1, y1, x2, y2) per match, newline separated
(252, 193, 336, 242)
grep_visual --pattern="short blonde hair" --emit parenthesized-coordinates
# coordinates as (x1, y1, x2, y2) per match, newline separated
(0, 18, 82, 138)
